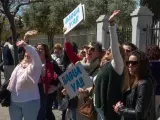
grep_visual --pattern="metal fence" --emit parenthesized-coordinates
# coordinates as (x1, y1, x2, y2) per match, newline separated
(54, 32, 96, 48)
(117, 27, 132, 43)
(145, 21, 160, 47)
(53, 26, 132, 49)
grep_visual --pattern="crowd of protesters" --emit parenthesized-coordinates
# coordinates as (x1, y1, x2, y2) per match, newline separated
(0, 10, 159, 120)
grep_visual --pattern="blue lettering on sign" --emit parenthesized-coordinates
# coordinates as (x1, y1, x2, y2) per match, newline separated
(79, 77, 85, 87)
(69, 15, 79, 28)
(62, 76, 67, 85)
(71, 83, 76, 92)
(70, 77, 85, 92)
(64, 7, 80, 25)
(62, 66, 82, 85)
(69, 72, 73, 80)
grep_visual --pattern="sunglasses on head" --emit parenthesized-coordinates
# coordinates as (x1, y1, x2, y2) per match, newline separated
(126, 61, 138, 66)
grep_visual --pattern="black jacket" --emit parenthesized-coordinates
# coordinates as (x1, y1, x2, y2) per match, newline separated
(2, 45, 14, 65)
(119, 78, 156, 120)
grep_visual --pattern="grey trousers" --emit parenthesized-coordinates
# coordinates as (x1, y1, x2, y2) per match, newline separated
(3, 65, 14, 81)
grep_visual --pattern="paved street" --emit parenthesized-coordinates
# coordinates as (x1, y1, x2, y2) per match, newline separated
(0, 72, 62, 120)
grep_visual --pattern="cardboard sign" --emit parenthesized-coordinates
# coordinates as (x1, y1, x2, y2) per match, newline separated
(58, 62, 93, 99)
(63, 3, 85, 34)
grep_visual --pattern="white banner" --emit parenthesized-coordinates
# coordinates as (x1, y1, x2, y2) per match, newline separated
(63, 3, 85, 34)
(58, 62, 93, 99)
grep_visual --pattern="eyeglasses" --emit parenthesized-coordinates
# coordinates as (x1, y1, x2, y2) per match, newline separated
(126, 61, 138, 66)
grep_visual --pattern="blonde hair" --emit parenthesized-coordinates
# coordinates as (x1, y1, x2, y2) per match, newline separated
(54, 43, 62, 50)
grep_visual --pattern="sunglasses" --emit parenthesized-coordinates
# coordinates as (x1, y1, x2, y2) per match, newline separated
(81, 51, 86, 54)
(88, 47, 95, 52)
(126, 61, 138, 66)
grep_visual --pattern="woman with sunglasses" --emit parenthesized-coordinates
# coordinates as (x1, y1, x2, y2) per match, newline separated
(113, 50, 156, 120)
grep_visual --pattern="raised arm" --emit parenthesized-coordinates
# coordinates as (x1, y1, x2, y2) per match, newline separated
(63, 28, 82, 64)
(109, 10, 124, 75)
(17, 40, 42, 84)
(24, 45, 42, 67)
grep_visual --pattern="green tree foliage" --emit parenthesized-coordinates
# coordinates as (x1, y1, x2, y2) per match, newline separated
(0, 0, 43, 65)
(22, 0, 109, 33)
(23, 0, 135, 34)
(108, 0, 136, 26)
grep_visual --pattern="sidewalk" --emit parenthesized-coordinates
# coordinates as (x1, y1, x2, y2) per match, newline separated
(0, 106, 62, 120)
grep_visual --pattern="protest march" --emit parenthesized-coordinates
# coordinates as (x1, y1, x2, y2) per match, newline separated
(0, 2, 159, 120)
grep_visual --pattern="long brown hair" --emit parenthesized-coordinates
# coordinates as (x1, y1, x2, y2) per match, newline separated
(35, 43, 52, 61)
(123, 50, 156, 91)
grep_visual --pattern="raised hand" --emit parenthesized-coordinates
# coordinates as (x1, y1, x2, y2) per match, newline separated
(25, 30, 38, 36)
(63, 27, 70, 41)
(16, 40, 27, 47)
(23, 30, 38, 42)
(63, 27, 67, 33)
(109, 10, 120, 25)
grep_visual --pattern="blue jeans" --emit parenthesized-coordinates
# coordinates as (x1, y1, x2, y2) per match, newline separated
(96, 108, 105, 120)
(70, 108, 76, 120)
(37, 84, 57, 120)
(9, 100, 40, 120)
(37, 84, 46, 120)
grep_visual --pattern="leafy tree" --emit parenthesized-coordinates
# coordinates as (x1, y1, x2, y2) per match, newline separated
(108, 0, 136, 26)
(22, 0, 135, 47)
(0, 0, 43, 65)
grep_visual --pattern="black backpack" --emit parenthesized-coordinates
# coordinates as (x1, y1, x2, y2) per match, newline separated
(0, 80, 11, 107)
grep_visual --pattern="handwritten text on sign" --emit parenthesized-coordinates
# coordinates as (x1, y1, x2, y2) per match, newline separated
(63, 3, 84, 34)
(58, 62, 93, 99)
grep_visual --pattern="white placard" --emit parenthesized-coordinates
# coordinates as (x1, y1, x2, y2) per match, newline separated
(58, 62, 93, 99)
(63, 3, 85, 34)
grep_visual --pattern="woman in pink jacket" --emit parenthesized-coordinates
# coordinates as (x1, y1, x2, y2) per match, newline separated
(7, 32, 42, 120)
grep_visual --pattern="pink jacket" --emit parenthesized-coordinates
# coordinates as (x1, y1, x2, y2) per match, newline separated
(7, 45, 42, 93)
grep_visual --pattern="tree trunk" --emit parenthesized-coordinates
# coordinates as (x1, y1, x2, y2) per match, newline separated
(0, 16, 5, 87)
(47, 31, 54, 52)
(7, 15, 18, 66)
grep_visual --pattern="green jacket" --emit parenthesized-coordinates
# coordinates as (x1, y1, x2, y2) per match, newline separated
(95, 62, 123, 120)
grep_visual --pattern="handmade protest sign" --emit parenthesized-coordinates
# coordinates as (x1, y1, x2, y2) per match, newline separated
(58, 62, 93, 99)
(63, 3, 85, 34)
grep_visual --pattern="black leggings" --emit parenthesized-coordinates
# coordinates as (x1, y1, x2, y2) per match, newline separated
(38, 84, 57, 120)
(46, 92, 57, 120)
